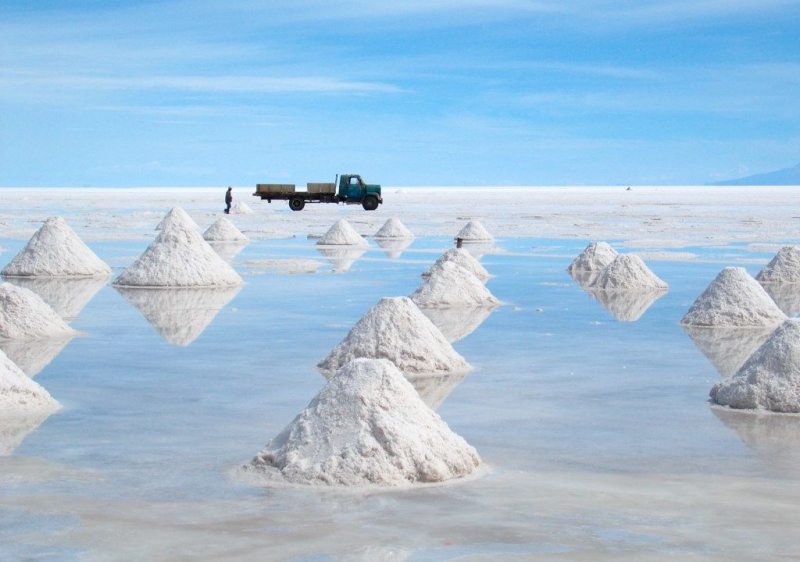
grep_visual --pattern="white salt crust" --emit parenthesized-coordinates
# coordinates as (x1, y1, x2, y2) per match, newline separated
(412, 261, 499, 308)
(455, 220, 493, 242)
(155, 207, 200, 231)
(422, 248, 490, 283)
(0, 283, 76, 340)
(589, 254, 668, 291)
(318, 297, 471, 376)
(317, 219, 369, 247)
(681, 267, 786, 327)
(242, 358, 481, 487)
(711, 320, 800, 413)
(756, 246, 800, 284)
(230, 201, 254, 215)
(567, 242, 618, 274)
(1, 216, 111, 278)
(0, 348, 60, 416)
(374, 218, 414, 239)
(203, 217, 248, 242)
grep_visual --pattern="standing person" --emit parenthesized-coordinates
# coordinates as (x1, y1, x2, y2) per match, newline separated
(225, 186, 233, 214)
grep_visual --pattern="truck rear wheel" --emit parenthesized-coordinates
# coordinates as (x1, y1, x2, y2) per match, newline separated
(362, 196, 379, 211)
(289, 196, 305, 211)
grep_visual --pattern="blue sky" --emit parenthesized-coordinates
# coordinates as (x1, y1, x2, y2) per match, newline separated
(1, 0, 799, 186)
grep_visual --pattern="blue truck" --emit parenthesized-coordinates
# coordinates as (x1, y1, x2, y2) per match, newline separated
(253, 174, 383, 211)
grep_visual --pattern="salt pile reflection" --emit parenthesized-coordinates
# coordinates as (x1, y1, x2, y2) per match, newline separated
(0, 411, 56, 455)
(761, 283, 800, 317)
(375, 238, 413, 259)
(0, 336, 74, 378)
(420, 305, 497, 343)
(588, 288, 666, 322)
(208, 241, 248, 263)
(5, 276, 107, 321)
(316, 247, 366, 272)
(683, 325, 774, 378)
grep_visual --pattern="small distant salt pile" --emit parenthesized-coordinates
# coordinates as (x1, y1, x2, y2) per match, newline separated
(374, 218, 413, 239)
(681, 267, 785, 327)
(412, 261, 499, 308)
(710, 320, 800, 412)
(155, 207, 200, 231)
(0, 283, 75, 340)
(203, 217, 248, 242)
(317, 219, 369, 247)
(318, 297, 470, 376)
(230, 201, 254, 215)
(422, 248, 489, 283)
(567, 242, 618, 275)
(1, 216, 111, 278)
(590, 288, 665, 322)
(589, 254, 667, 291)
(455, 220, 493, 242)
(0, 348, 60, 415)
(756, 246, 800, 284)
(114, 222, 243, 287)
(242, 358, 480, 486)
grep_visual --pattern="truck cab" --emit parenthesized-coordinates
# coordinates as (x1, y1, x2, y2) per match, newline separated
(338, 174, 382, 210)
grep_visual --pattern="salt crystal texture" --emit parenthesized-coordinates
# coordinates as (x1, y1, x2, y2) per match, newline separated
(455, 220, 493, 242)
(756, 246, 800, 284)
(589, 254, 668, 291)
(114, 224, 243, 287)
(318, 297, 471, 376)
(317, 219, 369, 247)
(681, 267, 785, 327)
(411, 261, 499, 308)
(243, 358, 481, 486)
(155, 207, 200, 231)
(374, 218, 413, 239)
(203, 217, 249, 242)
(230, 201, 253, 215)
(0, 348, 60, 416)
(567, 242, 618, 274)
(0, 283, 76, 339)
(422, 248, 490, 283)
(710, 320, 800, 412)
(1, 216, 111, 278)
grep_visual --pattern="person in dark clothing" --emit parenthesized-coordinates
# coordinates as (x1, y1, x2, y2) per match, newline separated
(225, 187, 233, 214)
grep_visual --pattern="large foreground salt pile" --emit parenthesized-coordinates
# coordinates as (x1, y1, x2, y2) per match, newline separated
(374, 218, 413, 239)
(422, 248, 489, 283)
(455, 220, 493, 242)
(589, 254, 667, 291)
(0, 283, 76, 339)
(0, 349, 60, 415)
(155, 207, 200, 231)
(242, 358, 481, 486)
(567, 242, 618, 275)
(114, 222, 243, 287)
(756, 246, 800, 284)
(412, 261, 499, 308)
(317, 219, 369, 247)
(681, 267, 785, 327)
(710, 320, 800, 413)
(203, 217, 248, 242)
(1, 216, 111, 278)
(318, 297, 470, 376)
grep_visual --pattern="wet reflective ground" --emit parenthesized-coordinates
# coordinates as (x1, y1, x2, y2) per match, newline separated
(2, 236, 800, 561)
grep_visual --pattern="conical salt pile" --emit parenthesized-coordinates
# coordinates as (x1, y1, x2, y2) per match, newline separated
(0, 282, 76, 339)
(375, 218, 413, 239)
(114, 223, 243, 287)
(317, 219, 368, 247)
(567, 242, 618, 274)
(318, 297, 471, 376)
(155, 207, 200, 231)
(589, 254, 668, 291)
(1, 217, 111, 278)
(412, 261, 499, 308)
(230, 201, 254, 215)
(242, 358, 481, 486)
(203, 217, 248, 242)
(710, 320, 800, 412)
(455, 220, 493, 242)
(0, 348, 60, 415)
(422, 248, 489, 283)
(681, 267, 785, 327)
(756, 246, 800, 284)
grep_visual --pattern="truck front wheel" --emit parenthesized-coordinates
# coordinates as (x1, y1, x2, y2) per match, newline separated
(289, 196, 305, 211)
(362, 196, 379, 211)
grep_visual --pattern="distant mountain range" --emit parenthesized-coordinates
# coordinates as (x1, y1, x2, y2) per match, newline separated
(712, 162, 800, 186)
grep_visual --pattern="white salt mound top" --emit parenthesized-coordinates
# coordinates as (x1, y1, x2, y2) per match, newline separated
(155, 207, 200, 231)
(681, 267, 786, 327)
(756, 246, 800, 284)
(317, 219, 368, 247)
(589, 254, 668, 291)
(318, 297, 471, 376)
(1, 216, 111, 278)
(243, 358, 481, 486)
(230, 201, 254, 215)
(375, 217, 414, 239)
(203, 217, 248, 242)
(0, 348, 60, 415)
(711, 320, 800, 413)
(412, 261, 499, 308)
(567, 242, 618, 274)
(422, 248, 489, 283)
(114, 224, 243, 287)
(456, 220, 493, 242)
(0, 283, 76, 340)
